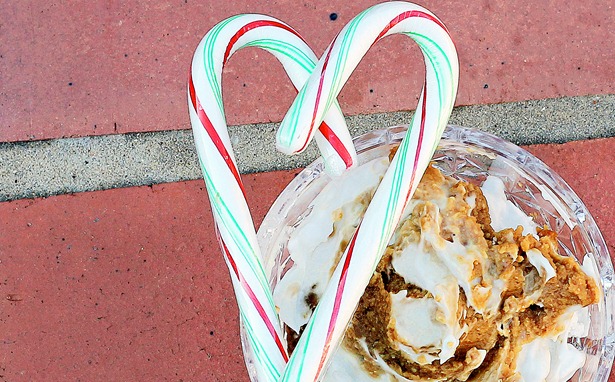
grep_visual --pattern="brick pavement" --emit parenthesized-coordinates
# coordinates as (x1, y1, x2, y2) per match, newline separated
(1, 1, 614, 380)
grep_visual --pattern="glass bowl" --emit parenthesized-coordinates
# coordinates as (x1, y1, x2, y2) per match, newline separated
(243, 125, 615, 381)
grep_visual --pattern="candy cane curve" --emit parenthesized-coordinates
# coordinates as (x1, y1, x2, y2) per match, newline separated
(278, 2, 459, 381)
(188, 14, 357, 382)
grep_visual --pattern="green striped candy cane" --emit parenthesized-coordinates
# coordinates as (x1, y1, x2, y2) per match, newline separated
(277, 2, 459, 381)
(188, 14, 358, 382)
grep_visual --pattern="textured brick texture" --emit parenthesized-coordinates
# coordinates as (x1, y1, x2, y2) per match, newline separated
(2, 140, 615, 380)
(1, 1, 613, 142)
(1, 0, 614, 380)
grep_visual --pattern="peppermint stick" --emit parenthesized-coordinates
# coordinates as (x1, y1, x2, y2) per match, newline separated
(188, 14, 356, 382)
(278, 2, 459, 381)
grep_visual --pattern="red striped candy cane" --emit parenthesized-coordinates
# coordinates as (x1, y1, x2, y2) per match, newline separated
(278, 2, 459, 381)
(188, 14, 357, 382)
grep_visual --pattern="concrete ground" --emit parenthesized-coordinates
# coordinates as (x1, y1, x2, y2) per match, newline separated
(1, 1, 614, 381)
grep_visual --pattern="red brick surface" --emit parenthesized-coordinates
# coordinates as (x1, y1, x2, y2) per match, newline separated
(1, 0, 614, 380)
(1, 1, 614, 142)
(1, 139, 614, 381)
(0, 171, 296, 381)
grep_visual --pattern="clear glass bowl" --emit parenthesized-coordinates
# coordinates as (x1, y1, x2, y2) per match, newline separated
(244, 125, 615, 381)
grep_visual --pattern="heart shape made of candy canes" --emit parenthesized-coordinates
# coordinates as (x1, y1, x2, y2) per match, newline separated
(187, 2, 459, 381)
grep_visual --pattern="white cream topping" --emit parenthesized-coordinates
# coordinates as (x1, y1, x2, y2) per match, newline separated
(567, 306, 591, 338)
(390, 217, 465, 363)
(515, 305, 591, 381)
(545, 341, 586, 382)
(389, 293, 458, 364)
(274, 157, 389, 331)
(322, 341, 392, 382)
(526, 248, 557, 282)
(516, 336, 586, 382)
(516, 338, 552, 381)
(481, 175, 537, 236)
(389, 193, 502, 364)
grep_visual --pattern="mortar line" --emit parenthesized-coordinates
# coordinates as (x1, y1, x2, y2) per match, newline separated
(1, 94, 614, 202)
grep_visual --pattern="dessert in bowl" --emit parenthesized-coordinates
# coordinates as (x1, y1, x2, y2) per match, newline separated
(246, 125, 615, 381)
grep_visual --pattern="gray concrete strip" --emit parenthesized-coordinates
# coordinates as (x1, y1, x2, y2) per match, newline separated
(1, 94, 614, 202)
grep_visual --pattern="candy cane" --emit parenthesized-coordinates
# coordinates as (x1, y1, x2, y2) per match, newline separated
(188, 14, 357, 382)
(278, 2, 459, 381)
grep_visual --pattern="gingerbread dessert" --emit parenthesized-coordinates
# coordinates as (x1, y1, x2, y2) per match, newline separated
(273, 154, 600, 381)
